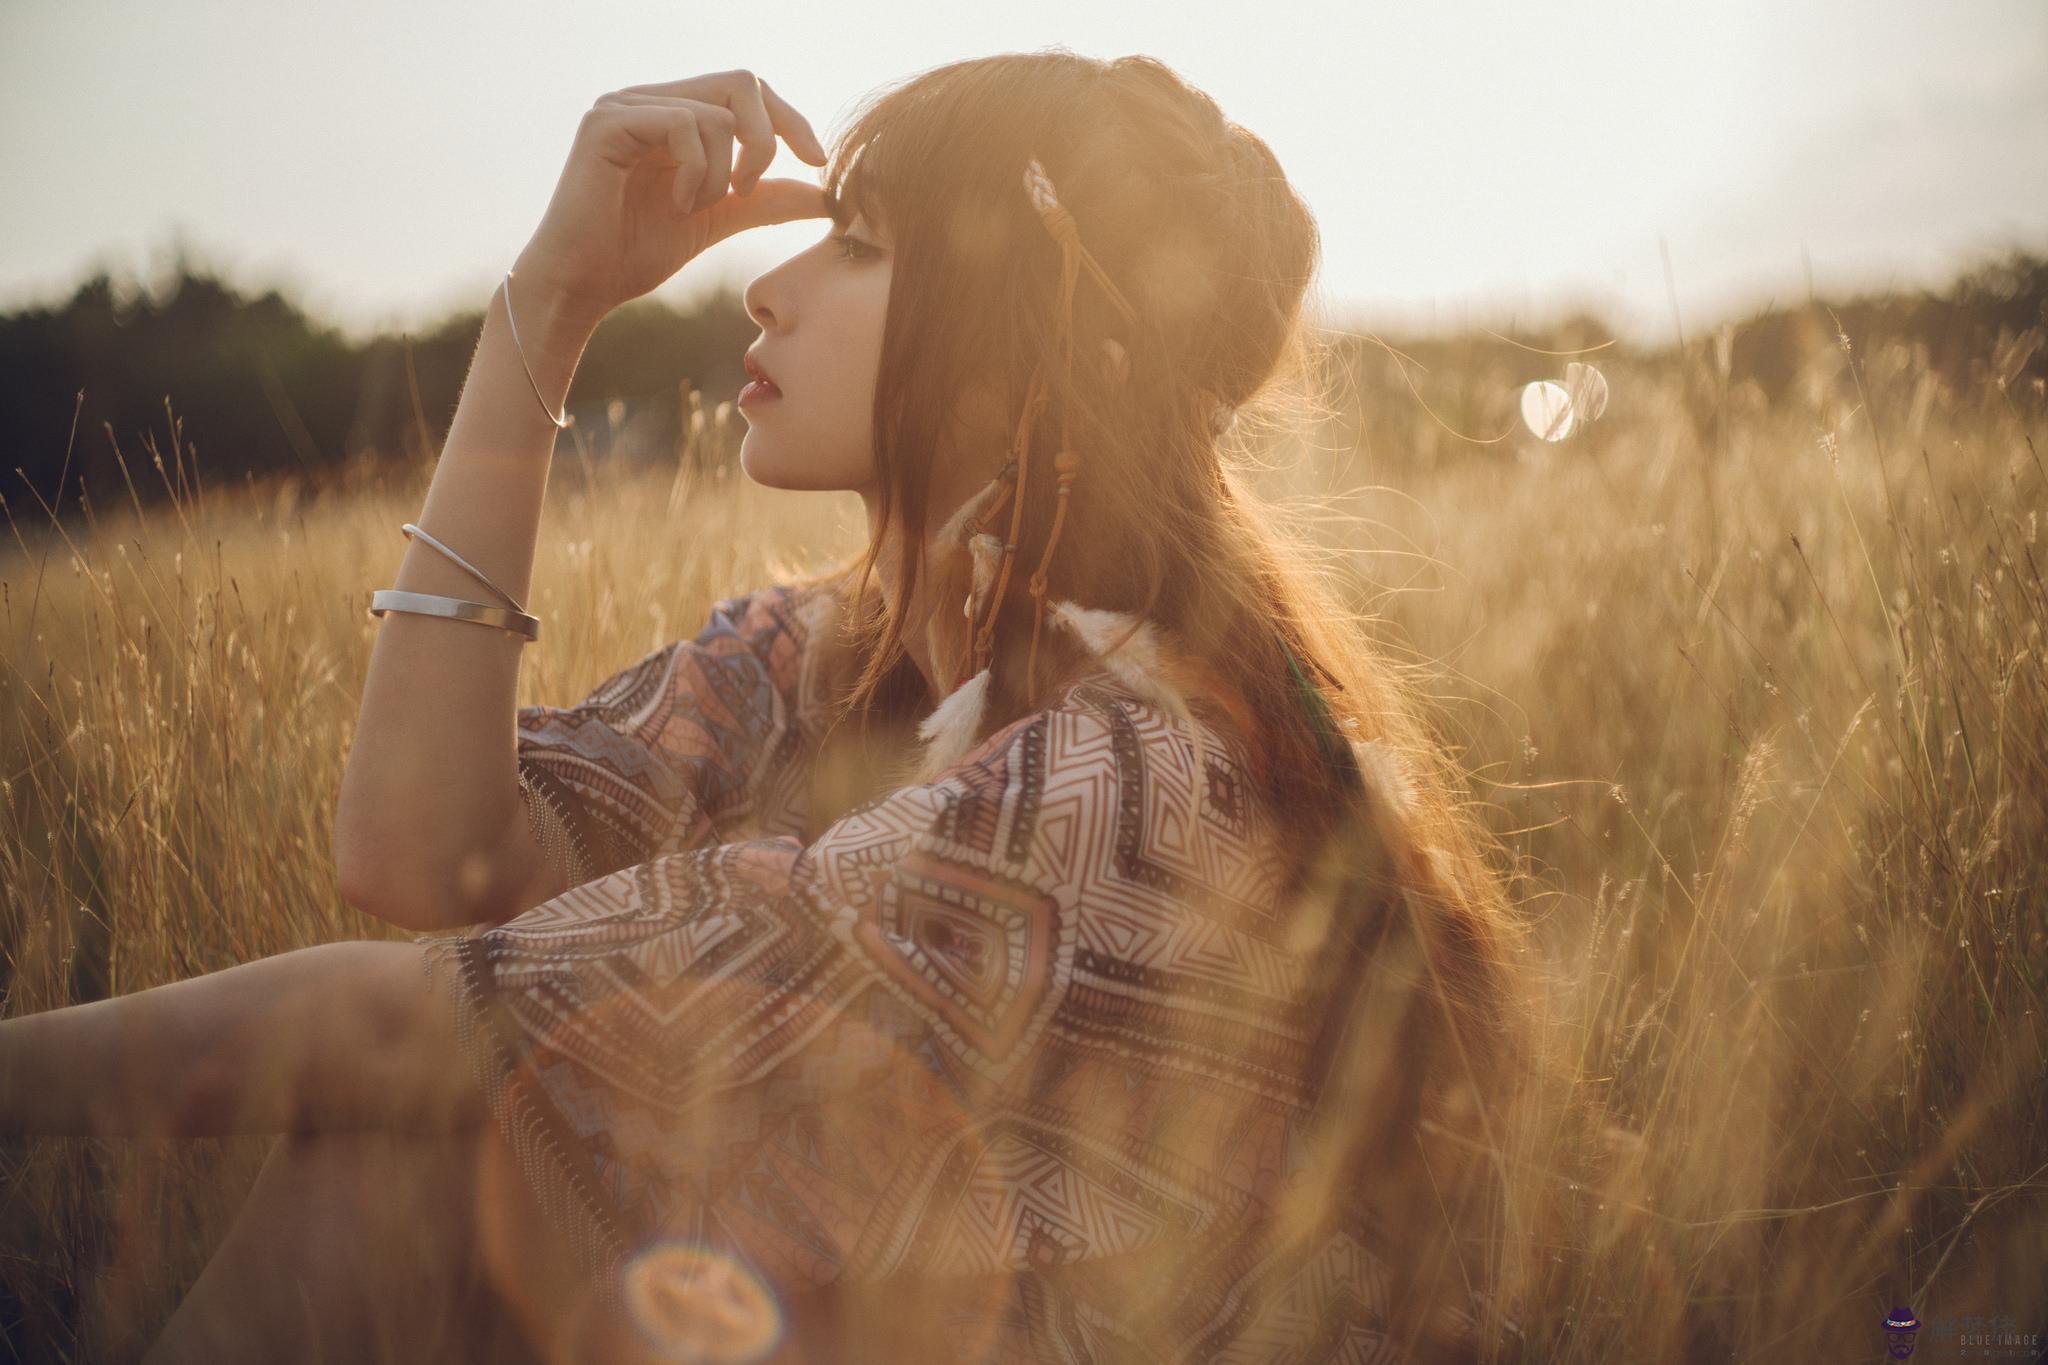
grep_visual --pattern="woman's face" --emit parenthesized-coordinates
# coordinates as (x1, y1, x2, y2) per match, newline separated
(737, 211, 893, 495)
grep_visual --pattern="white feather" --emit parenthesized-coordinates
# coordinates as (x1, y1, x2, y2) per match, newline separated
(967, 532, 1003, 620)
(913, 665, 993, 783)
(936, 477, 1009, 550)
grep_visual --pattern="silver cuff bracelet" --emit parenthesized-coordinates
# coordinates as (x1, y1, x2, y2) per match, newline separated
(368, 589, 541, 642)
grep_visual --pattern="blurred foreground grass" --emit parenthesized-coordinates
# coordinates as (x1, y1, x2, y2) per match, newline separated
(2, 316, 2045, 1360)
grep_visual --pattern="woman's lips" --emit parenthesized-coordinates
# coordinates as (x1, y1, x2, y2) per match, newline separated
(741, 351, 783, 408)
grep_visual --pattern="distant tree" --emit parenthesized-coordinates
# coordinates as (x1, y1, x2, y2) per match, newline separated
(0, 248, 760, 523)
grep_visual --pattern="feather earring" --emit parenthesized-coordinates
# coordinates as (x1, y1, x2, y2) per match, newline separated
(913, 664, 993, 783)
(908, 459, 1025, 786)
(933, 467, 1013, 554)
(967, 531, 1004, 632)
(928, 462, 1017, 693)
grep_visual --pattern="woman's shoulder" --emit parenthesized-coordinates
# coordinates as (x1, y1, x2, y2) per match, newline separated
(1050, 676, 1277, 862)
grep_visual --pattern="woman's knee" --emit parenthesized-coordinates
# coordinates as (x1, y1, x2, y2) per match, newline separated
(271, 939, 490, 1134)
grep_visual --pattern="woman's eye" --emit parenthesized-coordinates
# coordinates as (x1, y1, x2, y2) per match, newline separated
(831, 234, 874, 262)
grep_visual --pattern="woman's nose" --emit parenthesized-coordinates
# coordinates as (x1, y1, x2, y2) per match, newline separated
(743, 270, 778, 331)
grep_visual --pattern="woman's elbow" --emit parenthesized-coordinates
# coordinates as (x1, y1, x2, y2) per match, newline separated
(335, 849, 504, 933)
(333, 809, 524, 931)
(336, 868, 433, 932)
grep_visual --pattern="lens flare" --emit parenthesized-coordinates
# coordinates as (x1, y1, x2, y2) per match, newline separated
(622, 1239, 784, 1363)
(1563, 361, 1609, 421)
(1520, 362, 1610, 442)
(1520, 380, 1576, 441)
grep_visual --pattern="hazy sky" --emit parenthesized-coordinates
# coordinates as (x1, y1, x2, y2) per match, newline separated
(3, 0, 2043, 346)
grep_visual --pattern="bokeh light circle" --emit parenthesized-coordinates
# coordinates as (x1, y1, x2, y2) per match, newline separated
(1564, 361, 1610, 420)
(622, 1239, 784, 1363)
(1520, 380, 1576, 441)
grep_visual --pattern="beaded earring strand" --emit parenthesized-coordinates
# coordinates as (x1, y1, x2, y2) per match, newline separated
(967, 157, 1142, 698)
(914, 156, 1142, 778)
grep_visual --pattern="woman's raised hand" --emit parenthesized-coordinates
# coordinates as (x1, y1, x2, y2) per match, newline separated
(512, 70, 832, 330)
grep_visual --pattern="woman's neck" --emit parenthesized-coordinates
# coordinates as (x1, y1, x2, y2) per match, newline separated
(863, 511, 945, 712)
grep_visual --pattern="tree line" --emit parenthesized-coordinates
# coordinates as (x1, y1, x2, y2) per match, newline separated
(2, 242, 2042, 525)
(0, 253, 761, 525)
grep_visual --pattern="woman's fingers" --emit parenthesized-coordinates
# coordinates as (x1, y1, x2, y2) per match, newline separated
(615, 69, 829, 178)
(699, 177, 832, 248)
(704, 73, 778, 193)
(754, 74, 830, 167)
(684, 106, 733, 215)
(594, 94, 745, 215)
(584, 99, 725, 215)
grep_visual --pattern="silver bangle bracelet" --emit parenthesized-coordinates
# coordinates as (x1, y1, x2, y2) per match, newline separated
(401, 522, 527, 614)
(368, 589, 540, 642)
(502, 269, 574, 431)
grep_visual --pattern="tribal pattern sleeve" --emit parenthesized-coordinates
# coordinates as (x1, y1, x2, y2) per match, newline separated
(416, 676, 1426, 1362)
(511, 582, 818, 888)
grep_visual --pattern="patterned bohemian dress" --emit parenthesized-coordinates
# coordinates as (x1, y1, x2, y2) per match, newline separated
(414, 578, 1482, 1363)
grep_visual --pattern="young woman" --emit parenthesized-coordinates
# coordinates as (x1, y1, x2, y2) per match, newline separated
(1, 54, 1556, 1364)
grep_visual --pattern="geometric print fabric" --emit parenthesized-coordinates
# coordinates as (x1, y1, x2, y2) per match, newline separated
(415, 580, 1468, 1361)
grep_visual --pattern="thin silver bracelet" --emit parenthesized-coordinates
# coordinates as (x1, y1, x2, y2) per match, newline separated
(401, 522, 528, 613)
(502, 269, 574, 431)
(368, 589, 540, 642)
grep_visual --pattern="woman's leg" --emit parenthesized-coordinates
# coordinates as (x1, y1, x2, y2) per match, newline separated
(6, 940, 655, 1361)
(141, 1124, 547, 1365)
(141, 1111, 666, 1364)
(0, 941, 485, 1137)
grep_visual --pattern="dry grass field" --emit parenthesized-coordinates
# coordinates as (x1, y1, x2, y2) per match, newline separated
(2, 307, 2044, 1360)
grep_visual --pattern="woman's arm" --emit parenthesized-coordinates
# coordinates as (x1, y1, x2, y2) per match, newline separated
(330, 268, 599, 931)
(332, 71, 831, 931)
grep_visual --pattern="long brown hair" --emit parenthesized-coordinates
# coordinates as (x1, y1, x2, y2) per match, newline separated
(783, 50, 1572, 1358)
